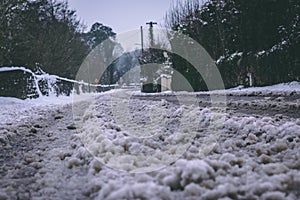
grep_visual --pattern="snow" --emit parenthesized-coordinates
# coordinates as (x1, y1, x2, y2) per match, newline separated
(130, 81, 300, 97)
(76, 94, 204, 172)
(0, 67, 117, 98)
(0, 82, 300, 199)
(257, 50, 266, 56)
(221, 81, 300, 96)
(197, 81, 300, 96)
(0, 95, 71, 125)
(216, 52, 242, 64)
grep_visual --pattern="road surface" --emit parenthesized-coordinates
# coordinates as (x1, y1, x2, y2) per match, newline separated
(0, 90, 299, 199)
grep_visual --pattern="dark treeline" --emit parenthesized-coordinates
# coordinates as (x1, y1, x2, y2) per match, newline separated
(0, 0, 119, 97)
(2, 0, 299, 95)
(166, 0, 300, 90)
(0, 0, 115, 79)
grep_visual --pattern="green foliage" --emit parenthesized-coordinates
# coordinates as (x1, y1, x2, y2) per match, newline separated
(0, 0, 117, 81)
(166, 0, 300, 90)
(85, 22, 116, 49)
(0, 0, 90, 79)
(0, 0, 120, 97)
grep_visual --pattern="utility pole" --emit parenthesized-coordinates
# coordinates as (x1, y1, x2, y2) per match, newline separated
(140, 26, 144, 54)
(146, 21, 157, 47)
(146, 21, 158, 28)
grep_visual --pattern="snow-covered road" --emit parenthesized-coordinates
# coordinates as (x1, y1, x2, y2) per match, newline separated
(0, 85, 300, 199)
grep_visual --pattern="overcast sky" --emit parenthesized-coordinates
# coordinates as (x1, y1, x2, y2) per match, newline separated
(68, 0, 174, 33)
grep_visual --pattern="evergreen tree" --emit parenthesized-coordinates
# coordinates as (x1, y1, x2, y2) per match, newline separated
(165, 0, 300, 89)
(85, 22, 116, 49)
(0, 0, 89, 79)
(84, 22, 117, 85)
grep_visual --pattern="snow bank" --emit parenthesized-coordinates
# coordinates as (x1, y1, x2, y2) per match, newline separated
(227, 81, 300, 95)
(130, 81, 300, 97)
(0, 95, 71, 124)
(214, 81, 300, 96)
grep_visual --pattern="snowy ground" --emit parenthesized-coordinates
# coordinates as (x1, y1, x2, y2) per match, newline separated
(0, 83, 300, 199)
